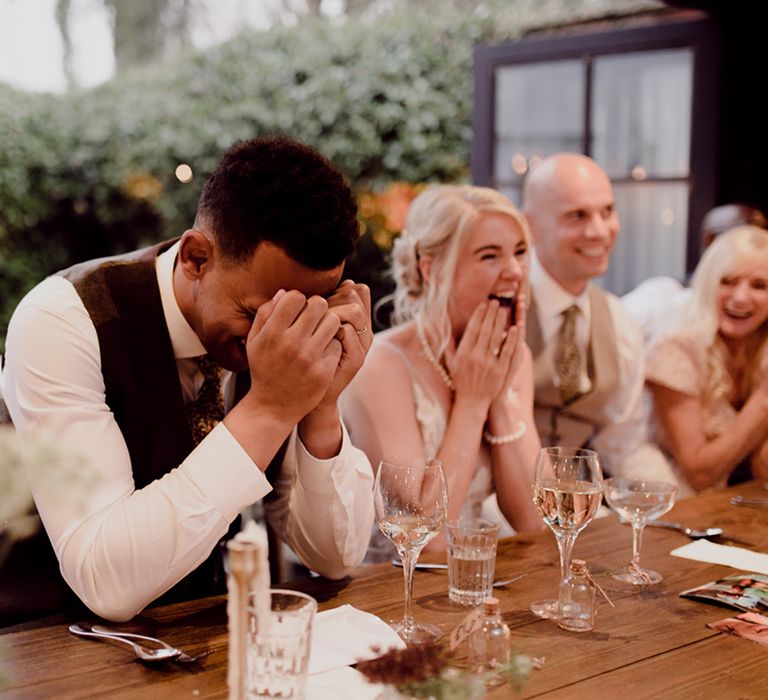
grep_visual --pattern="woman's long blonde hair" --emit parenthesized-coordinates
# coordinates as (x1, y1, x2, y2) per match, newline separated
(687, 225, 768, 407)
(389, 184, 530, 357)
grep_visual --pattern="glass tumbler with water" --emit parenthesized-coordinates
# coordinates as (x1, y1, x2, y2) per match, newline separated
(246, 589, 317, 700)
(446, 518, 499, 606)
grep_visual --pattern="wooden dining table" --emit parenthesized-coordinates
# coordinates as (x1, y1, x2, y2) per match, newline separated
(2, 480, 767, 699)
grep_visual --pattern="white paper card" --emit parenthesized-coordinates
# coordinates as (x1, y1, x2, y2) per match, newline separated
(308, 604, 406, 675)
(670, 540, 768, 574)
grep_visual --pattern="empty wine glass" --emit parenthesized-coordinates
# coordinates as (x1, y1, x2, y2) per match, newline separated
(604, 477, 677, 585)
(374, 457, 448, 643)
(530, 446, 603, 619)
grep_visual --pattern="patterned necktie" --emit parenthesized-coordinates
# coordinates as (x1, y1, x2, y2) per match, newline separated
(556, 305, 583, 405)
(186, 355, 225, 446)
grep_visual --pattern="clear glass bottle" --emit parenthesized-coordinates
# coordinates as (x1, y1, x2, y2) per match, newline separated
(558, 558, 596, 632)
(467, 597, 511, 687)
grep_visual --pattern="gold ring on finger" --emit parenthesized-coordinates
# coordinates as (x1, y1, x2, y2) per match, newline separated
(355, 326, 369, 336)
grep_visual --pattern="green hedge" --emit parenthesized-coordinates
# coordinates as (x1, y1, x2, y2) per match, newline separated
(0, 9, 490, 348)
(0, 0, 662, 349)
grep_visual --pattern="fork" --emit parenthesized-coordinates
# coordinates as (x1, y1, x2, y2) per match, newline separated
(69, 624, 182, 663)
(91, 625, 205, 663)
(69, 624, 200, 664)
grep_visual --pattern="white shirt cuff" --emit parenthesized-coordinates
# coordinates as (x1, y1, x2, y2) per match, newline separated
(294, 422, 360, 495)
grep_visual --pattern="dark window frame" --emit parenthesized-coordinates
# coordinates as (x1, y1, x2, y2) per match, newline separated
(472, 18, 721, 275)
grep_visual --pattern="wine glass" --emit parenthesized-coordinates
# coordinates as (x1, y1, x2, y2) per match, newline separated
(604, 477, 677, 585)
(374, 457, 448, 643)
(530, 446, 603, 619)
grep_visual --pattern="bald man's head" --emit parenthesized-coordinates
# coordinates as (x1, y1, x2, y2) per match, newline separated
(523, 153, 618, 296)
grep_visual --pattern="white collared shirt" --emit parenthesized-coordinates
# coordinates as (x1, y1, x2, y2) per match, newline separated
(155, 242, 237, 407)
(529, 254, 673, 481)
(1, 245, 374, 621)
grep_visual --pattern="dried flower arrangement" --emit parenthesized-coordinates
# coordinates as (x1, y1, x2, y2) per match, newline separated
(357, 641, 533, 699)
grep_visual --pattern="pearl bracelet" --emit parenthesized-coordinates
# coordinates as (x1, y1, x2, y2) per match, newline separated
(483, 420, 527, 445)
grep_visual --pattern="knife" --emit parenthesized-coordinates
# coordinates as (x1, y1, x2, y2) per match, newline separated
(391, 559, 447, 570)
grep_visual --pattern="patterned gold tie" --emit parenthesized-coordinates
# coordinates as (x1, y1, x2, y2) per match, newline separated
(186, 355, 225, 446)
(556, 305, 583, 405)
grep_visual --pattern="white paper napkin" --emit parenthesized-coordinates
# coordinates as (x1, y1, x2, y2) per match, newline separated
(670, 540, 768, 574)
(308, 604, 406, 676)
(307, 666, 384, 700)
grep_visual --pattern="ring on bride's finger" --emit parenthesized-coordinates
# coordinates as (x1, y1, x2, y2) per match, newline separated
(355, 326, 369, 336)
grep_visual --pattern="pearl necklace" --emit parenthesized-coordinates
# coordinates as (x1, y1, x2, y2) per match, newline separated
(415, 318, 454, 391)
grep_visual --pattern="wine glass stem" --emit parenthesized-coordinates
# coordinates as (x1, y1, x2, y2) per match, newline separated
(631, 521, 645, 567)
(557, 532, 577, 584)
(399, 547, 419, 635)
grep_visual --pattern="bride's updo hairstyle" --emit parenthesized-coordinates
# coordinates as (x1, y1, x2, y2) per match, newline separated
(390, 185, 529, 357)
(688, 225, 768, 407)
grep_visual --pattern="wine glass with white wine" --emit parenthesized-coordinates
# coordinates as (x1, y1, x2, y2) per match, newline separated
(530, 446, 604, 619)
(374, 457, 448, 643)
(603, 477, 677, 585)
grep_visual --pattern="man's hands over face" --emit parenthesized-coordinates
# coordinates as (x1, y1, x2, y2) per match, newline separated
(317, 279, 373, 410)
(241, 280, 372, 429)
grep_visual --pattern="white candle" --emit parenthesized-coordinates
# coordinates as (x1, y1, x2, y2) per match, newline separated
(227, 520, 271, 700)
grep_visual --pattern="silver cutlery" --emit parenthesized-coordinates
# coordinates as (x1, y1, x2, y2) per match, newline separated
(621, 518, 753, 545)
(69, 624, 195, 663)
(730, 495, 768, 508)
(644, 520, 723, 539)
(390, 559, 448, 570)
(489, 573, 528, 588)
(390, 559, 527, 587)
(92, 625, 205, 662)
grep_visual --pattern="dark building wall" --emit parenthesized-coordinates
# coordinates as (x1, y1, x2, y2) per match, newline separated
(664, 2, 767, 216)
(714, 11, 767, 215)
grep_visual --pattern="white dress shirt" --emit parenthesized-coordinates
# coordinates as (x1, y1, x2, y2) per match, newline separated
(529, 255, 674, 481)
(1, 243, 374, 621)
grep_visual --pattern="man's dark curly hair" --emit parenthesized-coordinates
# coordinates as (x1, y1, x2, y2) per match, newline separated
(196, 135, 359, 270)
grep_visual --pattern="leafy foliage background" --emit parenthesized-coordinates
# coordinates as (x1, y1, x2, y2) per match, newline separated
(0, 0, 663, 348)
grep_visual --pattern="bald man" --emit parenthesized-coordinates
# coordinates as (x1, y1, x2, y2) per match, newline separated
(523, 153, 669, 480)
(623, 202, 768, 349)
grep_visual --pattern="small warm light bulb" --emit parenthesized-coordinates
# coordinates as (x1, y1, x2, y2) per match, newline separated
(661, 208, 674, 226)
(631, 165, 647, 181)
(175, 164, 193, 183)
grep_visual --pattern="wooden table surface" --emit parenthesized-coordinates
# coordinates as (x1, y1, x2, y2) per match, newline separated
(2, 480, 767, 699)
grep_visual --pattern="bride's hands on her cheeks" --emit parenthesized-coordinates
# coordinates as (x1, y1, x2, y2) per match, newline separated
(444, 300, 516, 409)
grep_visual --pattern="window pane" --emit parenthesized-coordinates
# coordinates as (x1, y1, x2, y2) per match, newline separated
(597, 181, 689, 296)
(592, 49, 693, 179)
(494, 60, 584, 202)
